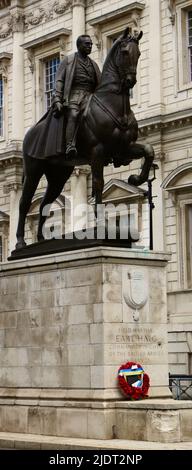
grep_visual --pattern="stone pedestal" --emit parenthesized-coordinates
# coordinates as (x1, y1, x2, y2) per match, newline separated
(1, 247, 191, 442)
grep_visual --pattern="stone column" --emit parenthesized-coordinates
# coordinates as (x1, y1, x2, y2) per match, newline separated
(148, 0, 164, 115)
(10, 8, 24, 141)
(72, 0, 86, 51)
(70, 167, 90, 231)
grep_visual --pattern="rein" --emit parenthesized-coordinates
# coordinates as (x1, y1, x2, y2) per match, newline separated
(91, 94, 129, 132)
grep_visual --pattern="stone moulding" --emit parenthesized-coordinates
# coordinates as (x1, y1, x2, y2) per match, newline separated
(138, 111, 192, 137)
(0, 0, 73, 37)
(89, 2, 145, 27)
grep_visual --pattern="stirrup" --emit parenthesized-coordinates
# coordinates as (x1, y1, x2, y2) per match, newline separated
(65, 145, 77, 159)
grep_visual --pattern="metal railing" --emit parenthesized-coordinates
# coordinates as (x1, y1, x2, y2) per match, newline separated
(169, 374, 192, 400)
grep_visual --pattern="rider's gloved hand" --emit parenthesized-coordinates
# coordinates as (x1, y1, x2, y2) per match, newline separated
(52, 100, 63, 118)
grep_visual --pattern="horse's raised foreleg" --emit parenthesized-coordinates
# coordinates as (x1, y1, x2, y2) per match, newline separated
(126, 143, 154, 186)
(16, 171, 43, 249)
(37, 166, 74, 241)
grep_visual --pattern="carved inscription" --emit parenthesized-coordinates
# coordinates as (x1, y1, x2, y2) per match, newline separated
(107, 326, 166, 364)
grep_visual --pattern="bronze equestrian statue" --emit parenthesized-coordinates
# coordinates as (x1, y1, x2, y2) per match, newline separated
(15, 28, 154, 250)
(53, 35, 101, 159)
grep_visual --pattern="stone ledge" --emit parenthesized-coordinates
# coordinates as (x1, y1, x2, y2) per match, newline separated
(2, 247, 171, 274)
(0, 399, 192, 442)
(116, 399, 192, 410)
(0, 388, 121, 400)
(0, 432, 192, 450)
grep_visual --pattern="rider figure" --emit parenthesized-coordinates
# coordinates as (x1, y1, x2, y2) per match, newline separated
(52, 35, 101, 159)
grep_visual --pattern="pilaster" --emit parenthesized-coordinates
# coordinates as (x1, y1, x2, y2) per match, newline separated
(72, 0, 86, 51)
(10, 5, 25, 141)
(148, 0, 164, 115)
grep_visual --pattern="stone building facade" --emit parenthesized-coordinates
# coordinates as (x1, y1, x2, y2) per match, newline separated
(0, 0, 192, 376)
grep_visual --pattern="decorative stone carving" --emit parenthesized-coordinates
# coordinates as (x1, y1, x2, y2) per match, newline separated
(0, 53, 12, 81)
(123, 269, 148, 322)
(3, 182, 22, 195)
(25, 8, 46, 28)
(0, 0, 73, 36)
(93, 25, 102, 50)
(130, 11, 141, 29)
(9, 10, 25, 33)
(59, 37, 66, 60)
(167, 0, 176, 25)
(27, 49, 35, 74)
(0, 21, 12, 38)
(53, 0, 72, 14)
(0, 210, 9, 239)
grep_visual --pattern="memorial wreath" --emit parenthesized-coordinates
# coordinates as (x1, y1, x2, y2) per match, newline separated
(118, 361, 150, 400)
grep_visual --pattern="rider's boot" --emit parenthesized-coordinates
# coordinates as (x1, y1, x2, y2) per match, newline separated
(65, 109, 79, 159)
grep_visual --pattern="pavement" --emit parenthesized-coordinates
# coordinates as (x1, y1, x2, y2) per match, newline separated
(0, 432, 192, 450)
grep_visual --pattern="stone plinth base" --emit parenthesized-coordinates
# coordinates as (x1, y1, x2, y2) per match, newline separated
(0, 246, 174, 441)
(0, 392, 192, 442)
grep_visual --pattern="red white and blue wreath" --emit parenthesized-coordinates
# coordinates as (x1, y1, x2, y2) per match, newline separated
(118, 361, 150, 400)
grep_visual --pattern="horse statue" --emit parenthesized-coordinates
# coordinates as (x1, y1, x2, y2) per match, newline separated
(15, 27, 154, 250)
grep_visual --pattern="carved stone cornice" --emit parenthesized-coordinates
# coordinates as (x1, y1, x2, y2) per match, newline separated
(138, 110, 192, 137)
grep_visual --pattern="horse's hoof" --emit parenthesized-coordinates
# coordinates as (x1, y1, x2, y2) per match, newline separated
(128, 174, 141, 186)
(15, 240, 26, 250)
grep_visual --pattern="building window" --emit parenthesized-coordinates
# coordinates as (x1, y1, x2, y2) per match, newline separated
(185, 203, 192, 287)
(44, 56, 60, 111)
(187, 10, 192, 81)
(177, 196, 192, 289)
(177, 3, 192, 88)
(0, 76, 4, 137)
